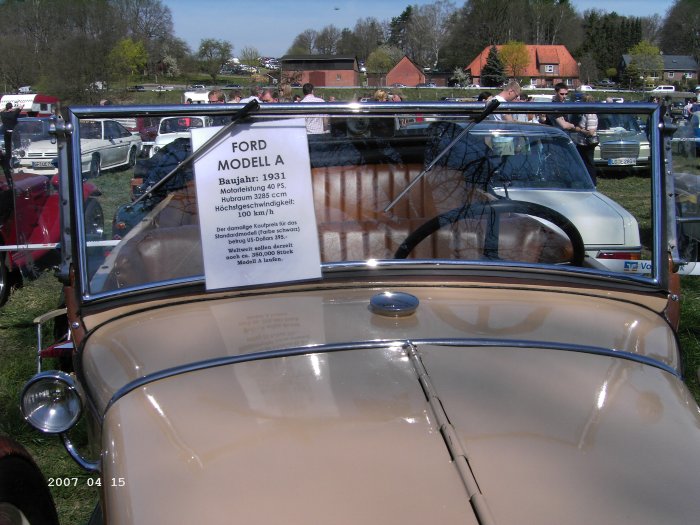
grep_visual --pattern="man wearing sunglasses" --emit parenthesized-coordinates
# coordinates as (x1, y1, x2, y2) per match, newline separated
(546, 82, 583, 133)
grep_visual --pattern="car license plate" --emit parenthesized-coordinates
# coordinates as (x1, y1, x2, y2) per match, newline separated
(32, 160, 53, 168)
(608, 158, 636, 166)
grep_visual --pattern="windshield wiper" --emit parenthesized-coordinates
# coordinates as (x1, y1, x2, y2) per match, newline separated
(384, 98, 500, 212)
(130, 99, 260, 207)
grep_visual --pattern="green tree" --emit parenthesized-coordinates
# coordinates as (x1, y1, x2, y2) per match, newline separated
(336, 28, 360, 56)
(365, 46, 396, 74)
(660, 0, 700, 60)
(628, 40, 663, 86)
(621, 62, 643, 90)
(197, 38, 232, 82)
(499, 40, 529, 79)
(108, 38, 147, 86)
(388, 6, 413, 53)
(481, 45, 506, 87)
(451, 66, 468, 86)
(579, 10, 643, 79)
(239, 46, 260, 69)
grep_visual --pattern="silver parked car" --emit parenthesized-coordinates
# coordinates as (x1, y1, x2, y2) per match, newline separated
(593, 113, 650, 171)
(424, 120, 642, 267)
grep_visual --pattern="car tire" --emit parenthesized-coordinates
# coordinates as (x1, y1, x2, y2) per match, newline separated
(89, 154, 101, 178)
(0, 437, 59, 525)
(122, 147, 137, 170)
(0, 253, 9, 307)
(84, 198, 104, 240)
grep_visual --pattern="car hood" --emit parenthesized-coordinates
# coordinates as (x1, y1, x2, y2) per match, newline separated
(80, 285, 696, 523)
(497, 190, 639, 247)
(16, 138, 57, 155)
(89, 287, 700, 524)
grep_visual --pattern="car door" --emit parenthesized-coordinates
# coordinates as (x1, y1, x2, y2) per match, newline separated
(103, 120, 128, 167)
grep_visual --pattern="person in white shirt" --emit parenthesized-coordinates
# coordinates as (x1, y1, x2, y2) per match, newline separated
(487, 80, 521, 121)
(301, 83, 327, 134)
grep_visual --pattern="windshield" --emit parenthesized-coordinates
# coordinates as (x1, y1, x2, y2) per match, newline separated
(159, 117, 204, 134)
(597, 113, 643, 133)
(60, 102, 664, 301)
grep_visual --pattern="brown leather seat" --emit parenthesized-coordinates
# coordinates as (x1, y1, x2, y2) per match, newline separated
(311, 164, 573, 263)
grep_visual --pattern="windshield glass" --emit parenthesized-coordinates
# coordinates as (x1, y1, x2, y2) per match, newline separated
(159, 116, 205, 134)
(63, 103, 661, 300)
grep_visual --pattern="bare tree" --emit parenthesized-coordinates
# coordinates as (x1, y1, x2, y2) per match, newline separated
(315, 25, 341, 55)
(287, 29, 318, 55)
(38, 0, 123, 101)
(406, 0, 456, 68)
(353, 18, 387, 62)
(640, 15, 662, 45)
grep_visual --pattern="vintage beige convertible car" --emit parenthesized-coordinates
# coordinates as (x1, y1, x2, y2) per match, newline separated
(10, 99, 700, 524)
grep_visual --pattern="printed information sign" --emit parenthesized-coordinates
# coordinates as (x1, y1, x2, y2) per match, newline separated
(191, 118, 321, 290)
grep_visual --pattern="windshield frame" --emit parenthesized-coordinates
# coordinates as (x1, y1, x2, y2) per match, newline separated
(59, 101, 668, 305)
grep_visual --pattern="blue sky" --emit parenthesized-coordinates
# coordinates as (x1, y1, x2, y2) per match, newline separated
(164, 0, 675, 58)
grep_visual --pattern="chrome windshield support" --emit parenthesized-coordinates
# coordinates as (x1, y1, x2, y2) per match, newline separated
(130, 99, 260, 207)
(383, 98, 500, 212)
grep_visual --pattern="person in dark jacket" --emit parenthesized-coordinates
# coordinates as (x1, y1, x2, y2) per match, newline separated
(0, 103, 22, 176)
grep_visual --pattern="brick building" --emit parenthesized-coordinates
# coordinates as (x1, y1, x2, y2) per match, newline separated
(279, 55, 359, 87)
(386, 56, 426, 87)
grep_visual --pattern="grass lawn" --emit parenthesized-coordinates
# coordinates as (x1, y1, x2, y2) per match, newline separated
(0, 166, 698, 523)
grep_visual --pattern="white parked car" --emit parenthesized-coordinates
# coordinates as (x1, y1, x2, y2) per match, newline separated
(423, 120, 641, 266)
(149, 116, 213, 157)
(79, 119, 143, 177)
(8, 117, 58, 175)
(579, 85, 594, 91)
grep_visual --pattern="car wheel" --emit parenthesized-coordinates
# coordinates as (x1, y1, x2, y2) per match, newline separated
(0, 437, 59, 525)
(0, 254, 8, 307)
(89, 154, 101, 178)
(84, 198, 104, 240)
(123, 147, 137, 170)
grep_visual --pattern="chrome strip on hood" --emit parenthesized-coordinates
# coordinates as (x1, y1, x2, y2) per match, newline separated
(104, 337, 679, 417)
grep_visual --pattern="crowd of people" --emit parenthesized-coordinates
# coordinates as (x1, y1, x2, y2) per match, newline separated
(195, 79, 685, 184)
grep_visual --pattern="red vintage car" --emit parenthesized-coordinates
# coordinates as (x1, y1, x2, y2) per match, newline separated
(0, 169, 102, 305)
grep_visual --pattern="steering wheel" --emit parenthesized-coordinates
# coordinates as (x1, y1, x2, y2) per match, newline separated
(394, 199, 586, 266)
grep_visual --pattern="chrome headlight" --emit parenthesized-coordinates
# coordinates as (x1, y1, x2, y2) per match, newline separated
(20, 371, 82, 433)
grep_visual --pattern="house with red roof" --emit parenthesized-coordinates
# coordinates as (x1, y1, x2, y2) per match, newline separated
(466, 45, 580, 89)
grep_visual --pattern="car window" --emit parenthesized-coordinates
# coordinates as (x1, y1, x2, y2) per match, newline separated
(66, 105, 659, 301)
(80, 120, 102, 140)
(597, 114, 642, 133)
